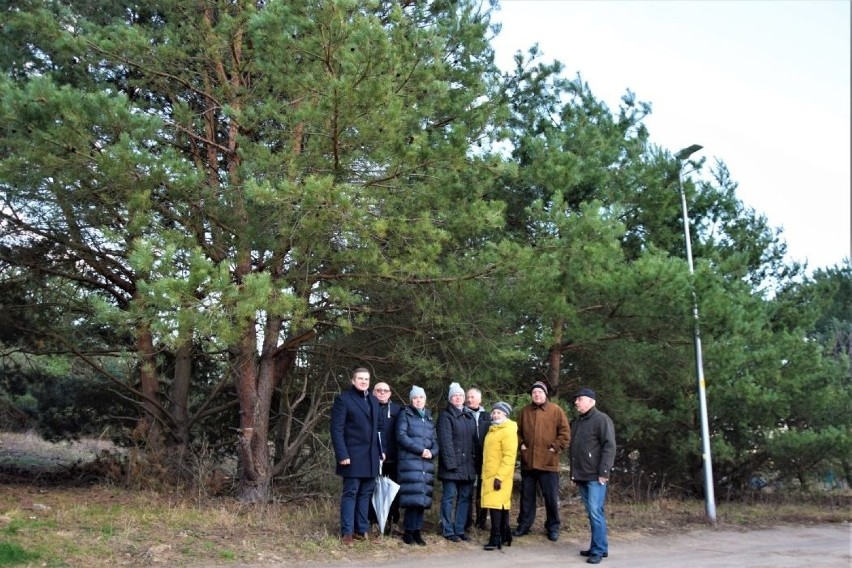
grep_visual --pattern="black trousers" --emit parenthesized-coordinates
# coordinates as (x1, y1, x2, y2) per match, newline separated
(486, 508, 511, 547)
(466, 477, 488, 529)
(516, 469, 560, 532)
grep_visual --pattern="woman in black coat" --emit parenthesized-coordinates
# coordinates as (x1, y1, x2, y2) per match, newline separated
(396, 385, 439, 546)
(436, 381, 478, 541)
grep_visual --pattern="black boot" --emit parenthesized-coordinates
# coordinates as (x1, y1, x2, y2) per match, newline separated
(413, 529, 426, 546)
(483, 532, 501, 550)
(484, 515, 501, 550)
(501, 508, 512, 547)
(403, 530, 414, 545)
(484, 509, 503, 550)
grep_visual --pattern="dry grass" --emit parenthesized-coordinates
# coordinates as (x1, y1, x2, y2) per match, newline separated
(0, 431, 117, 478)
(0, 431, 849, 567)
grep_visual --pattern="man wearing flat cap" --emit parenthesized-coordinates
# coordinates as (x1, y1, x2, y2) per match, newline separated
(513, 380, 571, 541)
(570, 387, 616, 564)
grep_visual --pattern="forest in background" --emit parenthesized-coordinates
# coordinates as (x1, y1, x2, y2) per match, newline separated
(0, 0, 849, 504)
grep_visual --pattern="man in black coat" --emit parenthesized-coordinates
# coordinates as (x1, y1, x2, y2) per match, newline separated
(465, 387, 491, 531)
(330, 368, 382, 544)
(570, 387, 616, 565)
(368, 381, 402, 533)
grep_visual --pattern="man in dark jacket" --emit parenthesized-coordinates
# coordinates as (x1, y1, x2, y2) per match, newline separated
(570, 387, 616, 565)
(436, 381, 478, 542)
(465, 387, 491, 531)
(513, 380, 571, 541)
(330, 368, 382, 545)
(368, 381, 402, 533)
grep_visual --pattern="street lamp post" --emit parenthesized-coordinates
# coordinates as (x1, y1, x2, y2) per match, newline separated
(675, 144, 717, 523)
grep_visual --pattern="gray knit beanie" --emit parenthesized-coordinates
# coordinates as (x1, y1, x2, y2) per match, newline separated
(492, 401, 512, 416)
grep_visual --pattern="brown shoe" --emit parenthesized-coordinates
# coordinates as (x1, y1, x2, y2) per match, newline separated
(341, 534, 354, 545)
(352, 533, 368, 541)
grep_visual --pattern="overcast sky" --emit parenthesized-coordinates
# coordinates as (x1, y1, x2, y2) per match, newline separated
(490, 0, 851, 272)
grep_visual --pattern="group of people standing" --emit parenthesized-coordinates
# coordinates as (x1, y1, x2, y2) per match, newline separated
(330, 368, 616, 564)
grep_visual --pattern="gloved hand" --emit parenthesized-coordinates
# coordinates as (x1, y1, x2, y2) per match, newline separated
(493, 478, 502, 491)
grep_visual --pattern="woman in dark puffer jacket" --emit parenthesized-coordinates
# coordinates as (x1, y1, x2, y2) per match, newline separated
(396, 385, 439, 545)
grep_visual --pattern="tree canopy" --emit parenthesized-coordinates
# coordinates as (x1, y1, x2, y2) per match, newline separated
(1, 0, 848, 502)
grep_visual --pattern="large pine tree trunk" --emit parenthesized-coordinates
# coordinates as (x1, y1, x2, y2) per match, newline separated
(232, 308, 281, 502)
(136, 326, 165, 451)
(169, 331, 193, 449)
(233, 335, 273, 503)
(548, 318, 564, 394)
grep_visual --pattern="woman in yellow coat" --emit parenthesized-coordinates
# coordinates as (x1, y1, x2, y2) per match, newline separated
(480, 401, 518, 550)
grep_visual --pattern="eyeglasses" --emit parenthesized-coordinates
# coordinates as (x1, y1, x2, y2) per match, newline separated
(374, 388, 390, 393)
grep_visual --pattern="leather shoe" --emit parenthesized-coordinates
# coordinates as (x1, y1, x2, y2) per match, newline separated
(352, 533, 368, 541)
(511, 528, 529, 537)
(587, 555, 603, 564)
(458, 534, 469, 541)
(445, 535, 461, 542)
(340, 534, 354, 545)
(581, 550, 608, 557)
(547, 531, 558, 541)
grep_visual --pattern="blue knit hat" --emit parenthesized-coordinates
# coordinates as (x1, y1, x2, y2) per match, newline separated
(492, 401, 512, 416)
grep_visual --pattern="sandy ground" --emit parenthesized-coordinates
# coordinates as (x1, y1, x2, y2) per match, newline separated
(275, 524, 851, 568)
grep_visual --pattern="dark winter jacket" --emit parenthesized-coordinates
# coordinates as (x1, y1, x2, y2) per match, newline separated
(570, 406, 616, 481)
(330, 386, 382, 478)
(436, 404, 478, 481)
(396, 405, 439, 509)
(468, 406, 491, 475)
(378, 401, 402, 463)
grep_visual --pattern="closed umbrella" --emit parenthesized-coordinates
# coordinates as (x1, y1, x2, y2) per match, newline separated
(371, 461, 400, 535)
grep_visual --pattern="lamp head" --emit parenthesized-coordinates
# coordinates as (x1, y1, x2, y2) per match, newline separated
(675, 144, 703, 160)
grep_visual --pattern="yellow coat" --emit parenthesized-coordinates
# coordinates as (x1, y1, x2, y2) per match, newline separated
(480, 418, 518, 510)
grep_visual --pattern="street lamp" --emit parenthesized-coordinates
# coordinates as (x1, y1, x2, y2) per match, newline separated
(675, 144, 717, 523)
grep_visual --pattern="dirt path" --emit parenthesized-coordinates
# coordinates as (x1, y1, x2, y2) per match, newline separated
(271, 524, 850, 568)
